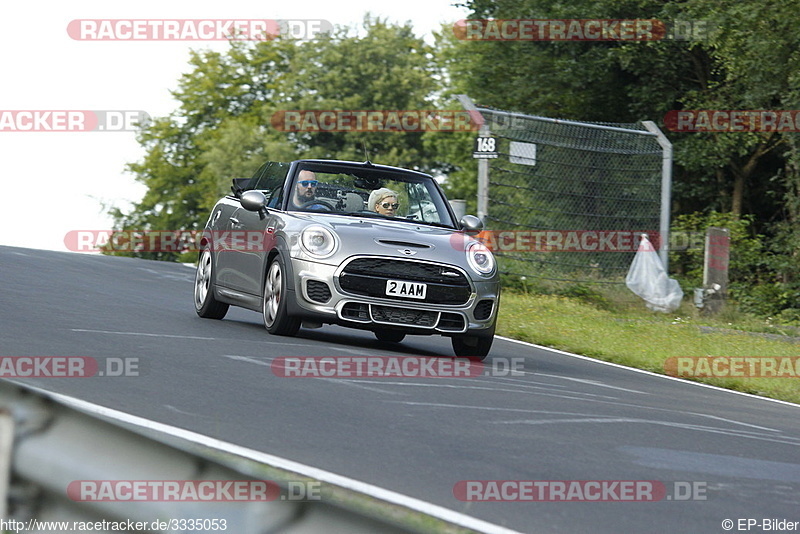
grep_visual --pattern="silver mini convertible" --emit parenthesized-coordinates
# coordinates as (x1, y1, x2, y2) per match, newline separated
(194, 159, 500, 358)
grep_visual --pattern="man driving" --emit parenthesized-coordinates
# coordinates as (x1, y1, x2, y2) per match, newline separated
(291, 170, 322, 209)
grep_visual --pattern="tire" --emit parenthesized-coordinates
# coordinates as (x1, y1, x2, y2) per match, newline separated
(374, 330, 406, 343)
(451, 334, 493, 360)
(263, 255, 301, 336)
(194, 248, 229, 319)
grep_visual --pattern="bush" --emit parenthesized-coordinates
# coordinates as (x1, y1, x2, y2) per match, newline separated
(670, 211, 799, 320)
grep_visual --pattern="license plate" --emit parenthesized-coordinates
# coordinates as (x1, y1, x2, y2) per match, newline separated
(385, 280, 427, 299)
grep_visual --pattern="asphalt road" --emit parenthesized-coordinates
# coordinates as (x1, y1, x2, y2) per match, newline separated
(1, 245, 799, 533)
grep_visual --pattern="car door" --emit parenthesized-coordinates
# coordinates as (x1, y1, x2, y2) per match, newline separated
(224, 206, 278, 296)
(207, 197, 240, 290)
(221, 161, 289, 295)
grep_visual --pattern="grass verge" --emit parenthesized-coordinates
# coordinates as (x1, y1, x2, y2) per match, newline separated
(496, 289, 800, 405)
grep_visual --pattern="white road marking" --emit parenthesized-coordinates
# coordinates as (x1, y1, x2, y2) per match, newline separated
(71, 328, 217, 340)
(387, 401, 800, 447)
(338, 379, 615, 399)
(535, 373, 650, 394)
(71, 329, 346, 351)
(318, 378, 402, 395)
(163, 404, 199, 417)
(490, 417, 800, 446)
(221, 354, 272, 367)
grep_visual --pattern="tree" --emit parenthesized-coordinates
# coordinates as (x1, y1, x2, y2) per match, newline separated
(109, 18, 440, 261)
(274, 17, 438, 168)
(438, 0, 800, 223)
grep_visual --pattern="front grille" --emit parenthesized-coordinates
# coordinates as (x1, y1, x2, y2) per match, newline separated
(343, 258, 470, 284)
(371, 305, 437, 327)
(306, 280, 332, 303)
(474, 299, 494, 320)
(340, 258, 471, 305)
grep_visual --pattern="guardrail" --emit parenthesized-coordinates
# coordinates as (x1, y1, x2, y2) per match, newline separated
(0, 381, 518, 534)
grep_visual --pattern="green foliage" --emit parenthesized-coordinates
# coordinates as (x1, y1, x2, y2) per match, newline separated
(555, 284, 614, 311)
(500, 273, 617, 311)
(110, 17, 441, 255)
(759, 218, 800, 322)
(277, 18, 438, 167)
(670, 211, 764, 287)
(669, 210, 800, 318)
(449, 0, 799, 221)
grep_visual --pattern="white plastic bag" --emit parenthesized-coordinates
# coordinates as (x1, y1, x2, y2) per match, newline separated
(625, 234, 684, 312)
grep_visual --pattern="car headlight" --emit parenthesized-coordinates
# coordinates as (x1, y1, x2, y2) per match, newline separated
(466, 241, 495, 276)
(300, 226, 338, 258)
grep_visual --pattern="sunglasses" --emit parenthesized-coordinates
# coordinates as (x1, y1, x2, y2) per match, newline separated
(380, 202, 399, 209)
(298, 180, 318, 187)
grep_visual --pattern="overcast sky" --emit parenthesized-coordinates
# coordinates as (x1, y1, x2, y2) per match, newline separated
(0, 1, 469, 252)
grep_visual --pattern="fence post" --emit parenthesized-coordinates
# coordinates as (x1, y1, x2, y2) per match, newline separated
(455, 94, 490, 222)
(642, 121, 673, 272)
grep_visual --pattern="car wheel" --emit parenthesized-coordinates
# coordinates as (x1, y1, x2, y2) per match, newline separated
(374, 330, 406, 343)
(263, 255, 301, 336)
(451, 334, 493, 360)
(194, 248, 229, 319)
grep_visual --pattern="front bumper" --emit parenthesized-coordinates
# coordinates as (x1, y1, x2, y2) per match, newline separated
(287, 256, 500, 335)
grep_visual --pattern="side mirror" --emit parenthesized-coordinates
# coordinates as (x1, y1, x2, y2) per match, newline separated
(241, 190, 269, 219)
(459, 214, 484, 235)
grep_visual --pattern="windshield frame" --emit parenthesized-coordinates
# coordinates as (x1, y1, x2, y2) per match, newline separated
(282, 160, 459, 229)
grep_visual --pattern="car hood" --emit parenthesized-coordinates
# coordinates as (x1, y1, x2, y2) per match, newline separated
(288, 213, 483, 270)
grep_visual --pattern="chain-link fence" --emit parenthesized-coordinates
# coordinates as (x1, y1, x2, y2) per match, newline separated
(461, 100, 671, 285)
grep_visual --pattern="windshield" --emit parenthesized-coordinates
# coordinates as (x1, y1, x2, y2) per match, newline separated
(286, 163, 456, 228)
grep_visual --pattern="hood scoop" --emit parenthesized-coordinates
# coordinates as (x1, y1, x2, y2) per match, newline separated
(376, 239, 433, 249)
